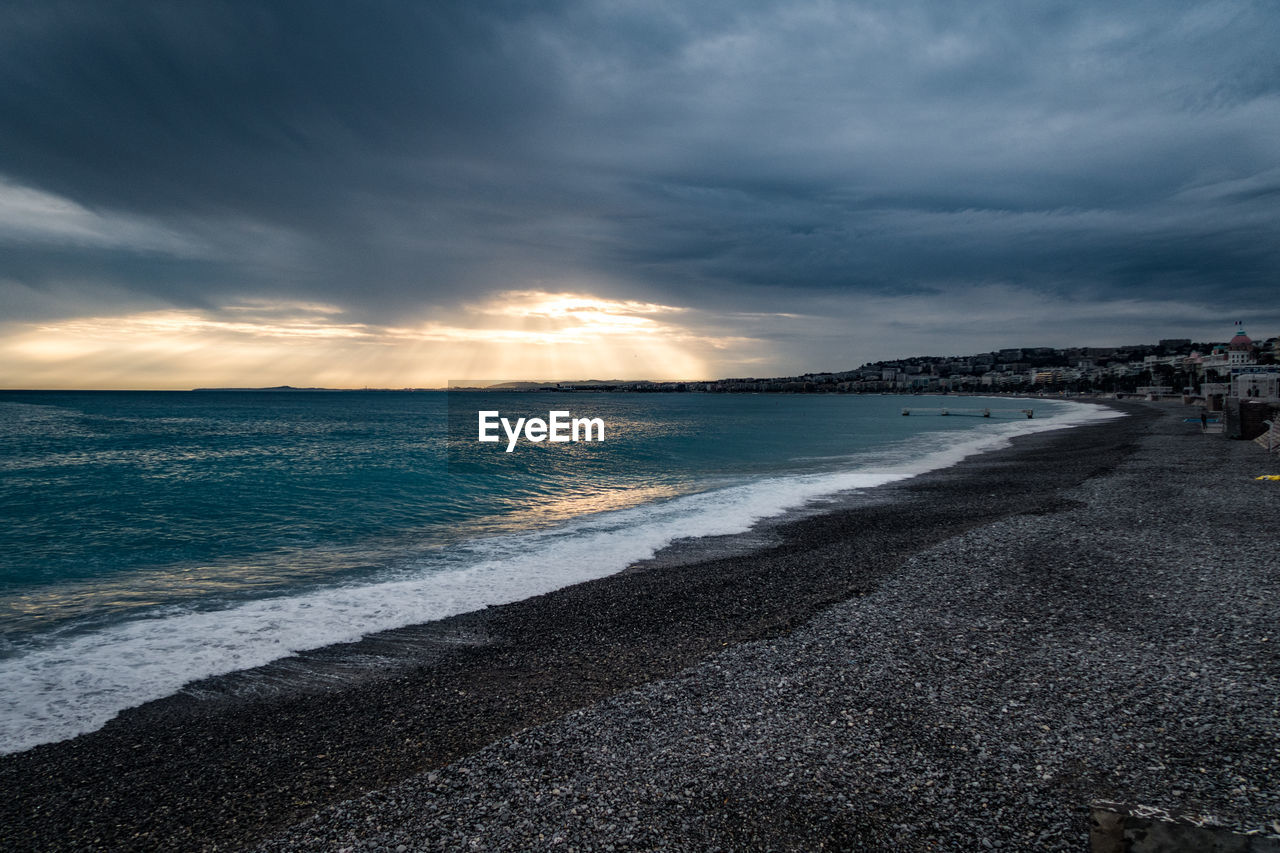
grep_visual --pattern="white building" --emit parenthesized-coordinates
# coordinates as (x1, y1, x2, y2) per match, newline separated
(1232, 368, 1280, 402)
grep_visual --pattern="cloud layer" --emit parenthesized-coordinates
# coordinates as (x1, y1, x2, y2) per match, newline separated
(1, 1, 1278, 384)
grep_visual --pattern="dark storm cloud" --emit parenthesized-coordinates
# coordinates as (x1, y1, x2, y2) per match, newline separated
(1, 0, 1278, 343)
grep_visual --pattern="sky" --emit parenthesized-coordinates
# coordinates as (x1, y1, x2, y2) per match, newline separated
(1, 1, 1278, 388)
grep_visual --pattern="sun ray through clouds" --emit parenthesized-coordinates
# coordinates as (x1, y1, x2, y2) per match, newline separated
(0, 291, 762, 388)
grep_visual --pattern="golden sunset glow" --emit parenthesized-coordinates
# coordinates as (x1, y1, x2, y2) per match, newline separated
(0, 292, 761, 389)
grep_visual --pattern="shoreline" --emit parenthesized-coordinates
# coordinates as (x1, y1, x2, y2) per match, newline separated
(255, 398, 1279, 852)
(0, 402, 1203, 850)
(0, 394, 1098, 757)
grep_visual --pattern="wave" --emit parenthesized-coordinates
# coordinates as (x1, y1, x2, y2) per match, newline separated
(0, 400, 1122, 754)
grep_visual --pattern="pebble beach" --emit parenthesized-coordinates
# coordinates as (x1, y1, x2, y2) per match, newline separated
(5, 402, 1278, 851)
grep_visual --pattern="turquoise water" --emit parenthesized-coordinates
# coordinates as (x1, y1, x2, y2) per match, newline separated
(0, 390, 1111, 752)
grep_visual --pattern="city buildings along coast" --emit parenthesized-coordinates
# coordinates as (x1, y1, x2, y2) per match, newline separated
(546, 323, 1279, 400)
(546, 323, 1280, 446)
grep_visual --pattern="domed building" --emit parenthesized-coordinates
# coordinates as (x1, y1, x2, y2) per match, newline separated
(1222, 323, 1278, 414)
(1227, 325, 1255, 366)
(1200, 324, 1257, 374)
(1195, 323, 1276, 412)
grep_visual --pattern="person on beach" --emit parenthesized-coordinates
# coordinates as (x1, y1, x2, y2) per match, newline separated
(1201, 411, 1208, 431)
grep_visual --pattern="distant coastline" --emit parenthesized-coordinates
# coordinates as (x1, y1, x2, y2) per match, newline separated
(191, 331, 1279, 395)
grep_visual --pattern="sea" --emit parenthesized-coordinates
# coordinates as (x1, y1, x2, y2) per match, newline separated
(0, 390, 1120, 754)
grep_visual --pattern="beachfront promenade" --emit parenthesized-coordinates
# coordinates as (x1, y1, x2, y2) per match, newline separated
(4, 402, 1278, 851)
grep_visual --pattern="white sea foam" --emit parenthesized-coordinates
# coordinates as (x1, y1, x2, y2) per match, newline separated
(0, 400, 1122, 754)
